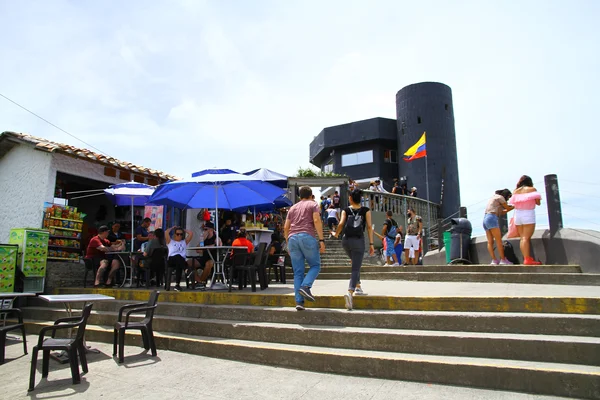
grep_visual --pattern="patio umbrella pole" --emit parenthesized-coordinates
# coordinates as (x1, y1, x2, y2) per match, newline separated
(215, 185, 220, 266)
(131, 196, 134, 253)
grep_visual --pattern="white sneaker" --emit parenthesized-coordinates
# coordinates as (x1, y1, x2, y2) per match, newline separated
(499, 258, 513, 265)
(354, 287, 368, 296)
(391, 263, 400, 266)
(490, 259, 499, 265)
(384, 263, 393, 266)
(344, 292, 353, 310)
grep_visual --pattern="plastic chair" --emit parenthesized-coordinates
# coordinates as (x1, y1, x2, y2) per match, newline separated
(83, 258, 97, 288)
(267, 253, 288, 284)
(113, 290, 160, 363)
(28, 303, 93, 391)
(227, 248, 249, 292)
(229, 243, 267, 292)
(0, 308, 27, 365)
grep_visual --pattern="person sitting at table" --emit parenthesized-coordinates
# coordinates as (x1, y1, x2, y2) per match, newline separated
(143, 228, 167, 287)
(86, 225, 124, 288)
(220, 218, 236, 246)
(268, 233, 282, 256)
(107, 222, 123, 244)
(165, 226, 194, 292)
(191, 221, 222, 290)
(232, 228, 254, 253)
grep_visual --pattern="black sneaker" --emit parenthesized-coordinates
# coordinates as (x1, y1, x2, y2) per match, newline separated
(299, 286, 315, 302)
(295, 303, 305, 311)
(174, 285, 182, 292)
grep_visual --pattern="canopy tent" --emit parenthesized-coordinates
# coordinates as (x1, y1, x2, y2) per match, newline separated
(244, 168, 288, 188)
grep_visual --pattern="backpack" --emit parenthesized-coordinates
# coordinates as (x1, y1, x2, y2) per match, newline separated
(385, 219, 397, 239)
(344, 208, 364, 237)
(503, 240, 520, 264)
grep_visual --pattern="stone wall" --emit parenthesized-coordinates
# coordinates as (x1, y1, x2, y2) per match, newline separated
(44, 260, 88, 292)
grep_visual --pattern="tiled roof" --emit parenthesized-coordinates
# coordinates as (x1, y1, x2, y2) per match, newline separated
(0, 131, 178, 181)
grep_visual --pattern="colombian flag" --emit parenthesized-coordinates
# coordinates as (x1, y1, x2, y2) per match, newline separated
(403, 132, 426, 162)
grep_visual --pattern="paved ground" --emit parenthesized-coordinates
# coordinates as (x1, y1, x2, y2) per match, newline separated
(2, 337, 572, 399)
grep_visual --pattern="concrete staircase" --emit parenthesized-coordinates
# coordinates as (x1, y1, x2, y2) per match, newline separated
(293, 264, 600, 285)
(20, 284, 600, 399)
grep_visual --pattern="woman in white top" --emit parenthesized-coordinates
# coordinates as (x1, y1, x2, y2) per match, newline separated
(165, 226, 193, 292)
(326, 204, 339, 235)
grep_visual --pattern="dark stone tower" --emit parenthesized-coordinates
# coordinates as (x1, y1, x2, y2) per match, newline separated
(396, 82, 460, 218)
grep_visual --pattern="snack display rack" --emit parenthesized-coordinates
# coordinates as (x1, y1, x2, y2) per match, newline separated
(42, 204, 84, 262)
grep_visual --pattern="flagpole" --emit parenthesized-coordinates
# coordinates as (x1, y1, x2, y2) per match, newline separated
(425, 154, 431, 253)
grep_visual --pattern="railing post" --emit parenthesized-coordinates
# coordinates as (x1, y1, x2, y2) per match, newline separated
(437, 218, 443, 250)
(499, 214, 508, 237)
(544, 174, 563, 237)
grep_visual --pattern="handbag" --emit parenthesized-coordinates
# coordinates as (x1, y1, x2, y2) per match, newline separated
(507, 215, 519, 238)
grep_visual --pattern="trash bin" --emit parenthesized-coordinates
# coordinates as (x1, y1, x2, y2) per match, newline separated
(443, 231, 452, 264)
(450, 218, 472, 263)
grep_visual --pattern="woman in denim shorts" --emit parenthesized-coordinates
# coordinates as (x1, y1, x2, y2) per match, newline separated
(483, 189, 514, 265)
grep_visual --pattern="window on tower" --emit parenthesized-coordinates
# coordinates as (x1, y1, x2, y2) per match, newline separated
(417, 116, 422, 124)
(384, 150, 397, 163)
(341, 150, 373, 167)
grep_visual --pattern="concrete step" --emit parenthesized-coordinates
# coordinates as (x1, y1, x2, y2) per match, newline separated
(20, 320, 600, 399)
(24, 301, 600, 337)
(21, 307, 600, 366)
(51, 287, 600, 314)
(297, 272, 600, 285)
(315, 265, 583, 273)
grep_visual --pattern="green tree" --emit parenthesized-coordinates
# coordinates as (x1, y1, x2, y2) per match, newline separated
(295, 166, 344, 178)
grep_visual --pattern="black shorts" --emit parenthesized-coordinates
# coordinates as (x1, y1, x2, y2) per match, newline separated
(200, 249, 217, 266)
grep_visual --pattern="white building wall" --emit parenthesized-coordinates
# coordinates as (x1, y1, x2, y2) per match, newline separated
(0, 145, 54, 242)
(50, 153, 124, 186)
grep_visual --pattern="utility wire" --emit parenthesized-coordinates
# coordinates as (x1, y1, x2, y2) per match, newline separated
(560, 189, 600, 200)
(562, 179, 600, 187)
(0, 92, 110, 157)
(562, 201, 600, 214)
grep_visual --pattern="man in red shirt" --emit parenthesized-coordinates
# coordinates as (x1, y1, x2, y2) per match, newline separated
(86, 225, 121, 288)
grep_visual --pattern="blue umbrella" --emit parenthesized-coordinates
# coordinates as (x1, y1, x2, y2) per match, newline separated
(104, 182, 156, 252)
(148, 169, 285, 240)
(233, 194, 292, 213)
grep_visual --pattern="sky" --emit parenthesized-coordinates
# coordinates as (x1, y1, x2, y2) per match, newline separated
(1, 0, 599, 235)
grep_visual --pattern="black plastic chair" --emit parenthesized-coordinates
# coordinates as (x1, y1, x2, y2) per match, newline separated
(267, 253, 288, 284)
(229, 243, 267, 292)
(28, 303, 93, 392)
(227, 248, 249, 292)
(83, 258, 97, 288)
(0, 308, 27, 365)
(113, 290, 160, 364)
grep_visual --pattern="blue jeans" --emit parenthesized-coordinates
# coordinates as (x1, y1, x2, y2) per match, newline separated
(288, 233, 321, 304)
(483, 213, 499, 231)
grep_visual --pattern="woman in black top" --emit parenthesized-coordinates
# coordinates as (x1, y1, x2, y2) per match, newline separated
(332, 189, 375, 311)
